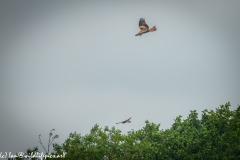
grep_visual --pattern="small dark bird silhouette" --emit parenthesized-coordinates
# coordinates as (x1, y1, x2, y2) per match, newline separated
(135, 18, 157, 36)
(116, 117, 131, 124)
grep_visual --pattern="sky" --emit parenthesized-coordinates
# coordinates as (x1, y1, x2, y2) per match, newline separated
(0, 0, 240, 156)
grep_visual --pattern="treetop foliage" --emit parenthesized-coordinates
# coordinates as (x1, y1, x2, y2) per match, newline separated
(10, 102, 240, 160)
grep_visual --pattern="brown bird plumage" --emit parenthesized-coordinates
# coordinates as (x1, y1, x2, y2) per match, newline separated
(135, 18, 157, 36)
(116, 117, 131, 124)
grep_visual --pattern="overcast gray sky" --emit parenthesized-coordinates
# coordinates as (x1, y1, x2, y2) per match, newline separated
(0, 0, 240, 156)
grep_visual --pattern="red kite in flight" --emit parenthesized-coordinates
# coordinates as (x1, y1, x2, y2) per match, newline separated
(135, 18, 157, 36)
(116, 117, 131, 124)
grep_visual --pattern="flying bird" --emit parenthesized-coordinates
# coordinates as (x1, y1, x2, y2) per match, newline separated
(135, 18, 157, 36)
(116, 117, 131, 124)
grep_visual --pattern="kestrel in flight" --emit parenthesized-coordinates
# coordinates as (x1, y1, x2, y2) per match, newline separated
(116, 117, 132, 124)
(135, 18, 157, 36)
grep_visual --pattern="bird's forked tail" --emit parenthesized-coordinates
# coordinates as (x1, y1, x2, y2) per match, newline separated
(149, 26, 157, 32)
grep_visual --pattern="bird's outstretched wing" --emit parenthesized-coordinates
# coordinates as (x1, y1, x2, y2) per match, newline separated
(116, 117, 131, 124)
(139, 18, 149, 31)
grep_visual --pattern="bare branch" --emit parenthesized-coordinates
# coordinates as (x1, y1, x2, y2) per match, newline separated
(38, 134, 47, 153)
(49, 135, 59, 147)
